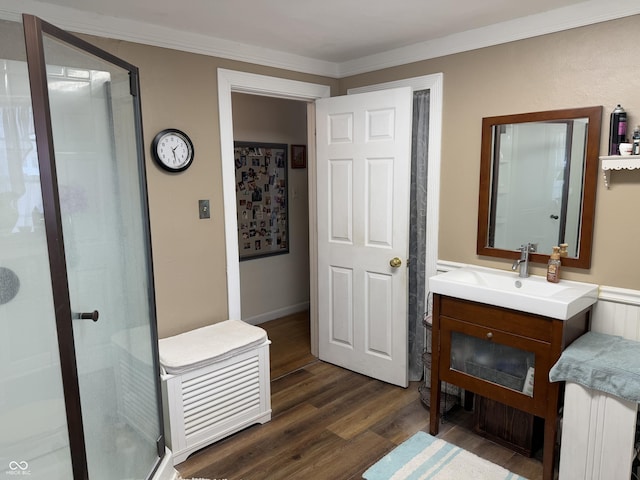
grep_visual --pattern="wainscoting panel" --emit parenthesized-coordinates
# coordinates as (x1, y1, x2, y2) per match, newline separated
(559, 383, 637, 480)
(591, 286, 640, 340)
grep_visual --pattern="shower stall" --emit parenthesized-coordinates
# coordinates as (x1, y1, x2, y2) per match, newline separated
(0, 15, 169, 479)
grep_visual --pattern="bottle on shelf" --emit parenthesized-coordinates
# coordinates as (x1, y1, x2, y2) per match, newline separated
(633, 125, 640, 156)
(547, 246, 561, 283)
(609, 104, 627, 155)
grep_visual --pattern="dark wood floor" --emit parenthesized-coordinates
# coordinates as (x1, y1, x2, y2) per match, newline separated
(175, 312, 544, 480)
(264, 310, 317, 380)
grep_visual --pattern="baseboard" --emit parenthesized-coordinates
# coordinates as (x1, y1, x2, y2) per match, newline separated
(242, 302, 310, 325)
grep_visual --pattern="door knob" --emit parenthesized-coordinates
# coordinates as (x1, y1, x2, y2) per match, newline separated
(76, 310, 99, 322)
(389, 257, 402, 268)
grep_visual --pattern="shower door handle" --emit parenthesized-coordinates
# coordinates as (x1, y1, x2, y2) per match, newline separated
(76, 310, 99, 322)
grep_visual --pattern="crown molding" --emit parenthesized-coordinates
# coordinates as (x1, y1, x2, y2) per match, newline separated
(2, 0, 638, 79)
(338, 1, 640, 77)
(0, 0, 340, 77)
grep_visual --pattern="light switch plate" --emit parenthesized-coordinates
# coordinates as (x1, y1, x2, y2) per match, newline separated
(199, 199, 210, 219)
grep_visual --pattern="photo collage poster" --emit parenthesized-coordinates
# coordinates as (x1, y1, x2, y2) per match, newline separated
(234, 142, 289, 260)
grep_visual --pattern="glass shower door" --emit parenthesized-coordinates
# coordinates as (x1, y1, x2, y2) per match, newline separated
(0, 18, 73, 479)
(25, 17, 164, 479)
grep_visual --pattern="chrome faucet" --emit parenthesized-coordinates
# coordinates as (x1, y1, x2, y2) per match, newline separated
(512, 243, 537, 278)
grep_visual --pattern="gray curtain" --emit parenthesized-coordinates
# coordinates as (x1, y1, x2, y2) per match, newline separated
(408, 89, 430, 381)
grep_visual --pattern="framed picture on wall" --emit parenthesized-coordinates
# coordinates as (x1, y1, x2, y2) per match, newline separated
(291, 144, 307, 169)
(234, 141, 289, 260)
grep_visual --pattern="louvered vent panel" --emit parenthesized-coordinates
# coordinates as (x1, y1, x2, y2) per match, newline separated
(182, 355, 261, 438)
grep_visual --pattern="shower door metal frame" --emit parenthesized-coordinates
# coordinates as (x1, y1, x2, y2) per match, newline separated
(22, 14, 164, 480)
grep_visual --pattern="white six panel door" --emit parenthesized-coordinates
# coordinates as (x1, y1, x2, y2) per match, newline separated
(316, 87, 412, 387)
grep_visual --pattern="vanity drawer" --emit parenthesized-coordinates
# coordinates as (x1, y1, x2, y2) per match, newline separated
(439, 295, 554, 343)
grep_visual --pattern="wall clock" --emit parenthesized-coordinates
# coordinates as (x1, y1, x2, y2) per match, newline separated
(151, 128, 194, 172)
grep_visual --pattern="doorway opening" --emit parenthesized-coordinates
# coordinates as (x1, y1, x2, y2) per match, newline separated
(231, 92, 314, 378)
(232, 93, 310, 324)
(217, 69, 442, 382)
(217, 69, 329, 359)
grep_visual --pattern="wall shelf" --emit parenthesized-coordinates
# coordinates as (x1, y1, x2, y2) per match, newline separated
(600, 155, 640, 188)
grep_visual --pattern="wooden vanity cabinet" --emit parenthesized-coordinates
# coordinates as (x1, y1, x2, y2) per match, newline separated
(429, 294, 590, 480)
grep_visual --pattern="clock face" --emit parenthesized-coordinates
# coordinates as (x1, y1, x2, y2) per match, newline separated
(152, 129, 194, 172)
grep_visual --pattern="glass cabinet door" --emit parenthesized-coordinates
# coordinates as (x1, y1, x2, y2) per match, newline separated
(450, 331, 536, 397)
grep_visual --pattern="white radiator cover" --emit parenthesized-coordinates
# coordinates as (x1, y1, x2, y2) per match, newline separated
(161, 340, 271, 464)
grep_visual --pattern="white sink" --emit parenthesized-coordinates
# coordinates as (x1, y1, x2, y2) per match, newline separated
(429, 265, 599, 320)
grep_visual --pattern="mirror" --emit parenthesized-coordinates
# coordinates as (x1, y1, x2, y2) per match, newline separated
(477, 106, 602, 269)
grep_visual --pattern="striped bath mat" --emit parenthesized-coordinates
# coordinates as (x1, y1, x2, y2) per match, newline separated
(363, 432, 527, 480)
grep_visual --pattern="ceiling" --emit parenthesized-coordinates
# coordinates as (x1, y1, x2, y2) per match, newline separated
(4, 0, 639, 77)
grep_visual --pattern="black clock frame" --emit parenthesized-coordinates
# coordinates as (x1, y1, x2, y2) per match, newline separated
(151, 128, 194, 172)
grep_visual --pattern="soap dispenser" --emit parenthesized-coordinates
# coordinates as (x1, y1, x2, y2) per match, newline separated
(547, 246, 561, 283)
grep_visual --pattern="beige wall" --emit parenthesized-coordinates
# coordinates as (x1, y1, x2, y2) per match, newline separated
(83, 15, 640, 337)
(84, 37, 338, 337)
(341, 15, 640, 290)
(232, 93, 310, 322)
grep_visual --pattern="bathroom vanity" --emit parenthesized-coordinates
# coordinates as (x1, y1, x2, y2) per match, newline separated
(428, 266, 598, 480)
